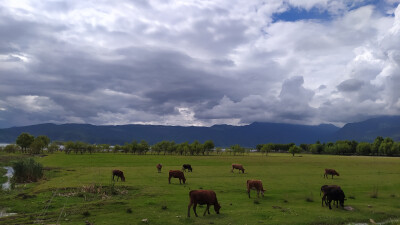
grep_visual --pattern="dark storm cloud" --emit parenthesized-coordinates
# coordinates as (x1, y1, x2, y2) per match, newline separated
(0, 1, 399, 128)
(337, 79, 365, 92)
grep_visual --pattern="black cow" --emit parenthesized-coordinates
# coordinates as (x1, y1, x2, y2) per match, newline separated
(182, 164, 193, 172)
(325, 186, 346, 209)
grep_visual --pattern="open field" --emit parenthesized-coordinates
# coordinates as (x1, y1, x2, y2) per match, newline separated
(1, 152, 400, 225)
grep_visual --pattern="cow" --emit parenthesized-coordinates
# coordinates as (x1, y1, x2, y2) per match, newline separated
(324, 169, 340, 179)
(169, 170, 186, 184)
(182, 164, 193, 172)
(320, 185, 341, 206)
(188, 190, 221, 217)
(247, 180, 266, 198)
(156, 164, 162, 173)
(112, 169, 125, 182)
(231, 164, 245, 173)
(325, 186, 346, 209)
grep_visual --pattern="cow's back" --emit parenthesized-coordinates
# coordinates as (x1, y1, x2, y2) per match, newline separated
(190, 190, 217, 204)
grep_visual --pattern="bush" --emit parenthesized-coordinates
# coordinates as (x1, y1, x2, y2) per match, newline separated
(12, 158, 43, 183)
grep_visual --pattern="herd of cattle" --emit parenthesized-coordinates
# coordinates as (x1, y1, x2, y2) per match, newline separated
(111, 166, 346, 217)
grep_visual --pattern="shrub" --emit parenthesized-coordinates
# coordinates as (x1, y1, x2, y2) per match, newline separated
(12, 158, 43, 183)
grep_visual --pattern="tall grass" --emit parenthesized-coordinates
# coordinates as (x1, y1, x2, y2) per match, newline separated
(12, 158, 43, 183)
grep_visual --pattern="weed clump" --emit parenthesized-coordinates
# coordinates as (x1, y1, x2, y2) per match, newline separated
(370, 186, 379, 198)
(82, 211, 90, 217)
(254, 199, 260, 204)
(12, 158, 43, 183)
(126, 208, 133, 213)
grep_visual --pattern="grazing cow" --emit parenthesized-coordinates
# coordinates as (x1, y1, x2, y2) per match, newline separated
(188, 190, 221, 217)
(169, 170, 186, 184)
(247, 180, 266, 198)
(231, 164, 245, 173)
(182, 164, 193, 172)
(320, 185, 341, 206)
(156, 164, 162, 173)
(325, 186, 346, 209)
(324, 169, 340, 179)
(112, 170, 125, 182)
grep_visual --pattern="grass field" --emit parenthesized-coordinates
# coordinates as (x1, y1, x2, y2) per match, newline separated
(1, 152, 400, 225)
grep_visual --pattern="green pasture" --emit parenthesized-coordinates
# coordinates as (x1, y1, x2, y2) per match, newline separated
(1, 152, 400, 225)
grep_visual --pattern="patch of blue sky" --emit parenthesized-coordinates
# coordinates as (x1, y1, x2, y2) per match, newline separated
(272, 6, 332, 22)
(272, 0, 398, 23)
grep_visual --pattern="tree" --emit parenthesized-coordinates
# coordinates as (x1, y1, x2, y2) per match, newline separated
(372, 136, 384, 155)
(310, 142, 323, 154)
(356, 142, 371, 155)
(36, 136, 50, 148)
(29, 135, 51, 154)
(16, 133, 34, 153)
(190, 141, 202, 155)
(47, 142, 59, 153)
(138, 140, 149, 154)
(4, 144, 19, 153)
(379, 137, 394, 156)
(288, 145, 302, 156)
(261, 144, 272, 156)
(203, 140, 214, 155)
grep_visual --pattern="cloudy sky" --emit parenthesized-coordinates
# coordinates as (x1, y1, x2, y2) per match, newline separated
(0, 0, 399, 128)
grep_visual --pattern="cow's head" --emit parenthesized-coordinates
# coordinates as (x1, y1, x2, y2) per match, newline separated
(334, 171, 340, 176)
(214, 203, 221, 214)
(121, 176, 126, 182)
(339, 190, 346, 207)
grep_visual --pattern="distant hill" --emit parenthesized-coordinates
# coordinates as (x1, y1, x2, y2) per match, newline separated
(0, 116, 399, 147)
(333, 116, 400, 142)
(0, 122, 339, 147)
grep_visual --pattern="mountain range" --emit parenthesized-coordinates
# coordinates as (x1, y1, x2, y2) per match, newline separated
(0, 116, 399, 147)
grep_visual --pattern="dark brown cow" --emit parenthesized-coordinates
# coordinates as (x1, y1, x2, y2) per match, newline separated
(169, 170, 186, 184)
(320, 185, 341, 206)
(231, 164, 245, 173)
(112, 169, 125, 182)
(156, 164, 162, 173)
(247, 180, 266, 198)
(188, 190, 221, 217)
(324, 169, 340, 179)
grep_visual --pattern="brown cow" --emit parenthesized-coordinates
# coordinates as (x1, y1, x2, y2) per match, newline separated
(112, 169, 125, 182)
(247, 180, 265, 198)
(231, 164, 245, 173)
(324, 169, 340, 179)
(169, 170, 186, 184)
(188, 190, 221, 217)
(156, 164, 162, 173)
(320, 185, 341, 206)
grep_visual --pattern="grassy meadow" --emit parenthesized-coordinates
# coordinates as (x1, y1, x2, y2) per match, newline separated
(1, 152, 400, 225)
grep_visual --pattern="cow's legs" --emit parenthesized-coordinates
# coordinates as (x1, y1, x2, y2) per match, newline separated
(328, 200, 332, 210)
(168, 176, 171, 184)
(257, 190, 260, 198)
(187, 202, 193, 217)
(247, 189, 250, 198)
(179, 178, 182, 184)
(331, 174, 333, 179)
(203, 204, 210, 216)
(321, 194, 327, 206)
(193, 203, 198, 217)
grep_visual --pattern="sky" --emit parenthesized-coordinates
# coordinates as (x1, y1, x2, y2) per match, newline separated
(0, 0, 400, 128)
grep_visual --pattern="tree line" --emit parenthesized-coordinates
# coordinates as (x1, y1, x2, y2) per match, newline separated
(257, 136, 400, 156)
(1, 132, 399, 157)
